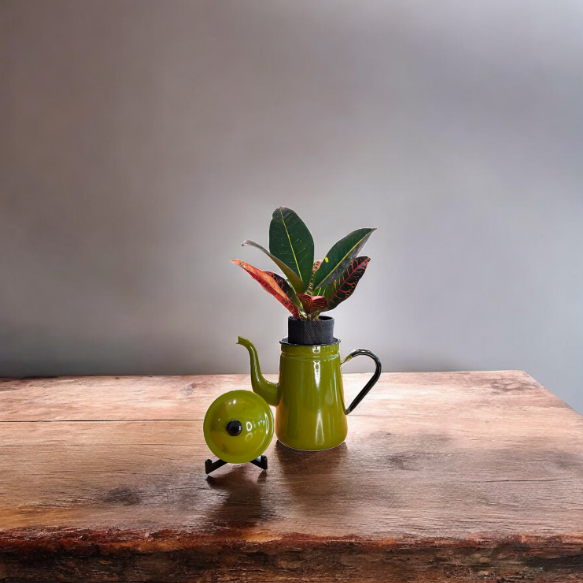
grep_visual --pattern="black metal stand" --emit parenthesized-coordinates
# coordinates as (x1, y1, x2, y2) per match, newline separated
(204, 458, 227, 474)
(249, 455, 268, 470)
(205, 455, 268, 475)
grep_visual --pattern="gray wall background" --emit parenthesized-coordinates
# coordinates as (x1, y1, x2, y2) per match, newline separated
(2, 1, 582, 411)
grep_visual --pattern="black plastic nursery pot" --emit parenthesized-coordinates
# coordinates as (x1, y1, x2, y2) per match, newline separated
(287, 315, 335, 346)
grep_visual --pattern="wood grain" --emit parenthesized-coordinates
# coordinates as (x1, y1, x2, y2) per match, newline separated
(1, 371, 582, 582)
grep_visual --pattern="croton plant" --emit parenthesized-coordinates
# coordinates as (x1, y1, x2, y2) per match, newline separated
(231, 207, 375, 320)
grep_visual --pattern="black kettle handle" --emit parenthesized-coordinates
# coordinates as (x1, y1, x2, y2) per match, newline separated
(341, 349, 382, 414)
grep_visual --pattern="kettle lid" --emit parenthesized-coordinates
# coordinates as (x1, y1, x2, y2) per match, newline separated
(203, 390, 274, 464)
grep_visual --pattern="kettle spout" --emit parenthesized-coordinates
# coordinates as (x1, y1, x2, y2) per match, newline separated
(237, 336, 280, 407)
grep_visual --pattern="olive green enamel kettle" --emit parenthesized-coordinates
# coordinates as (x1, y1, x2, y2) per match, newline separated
(237, 333, 381, 451)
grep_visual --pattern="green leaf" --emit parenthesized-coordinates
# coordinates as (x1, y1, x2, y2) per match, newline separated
(296, 293, 328, 315)
(242, 240, 305, 293)
(269, 207, 314, 290)
(312, 228, 375, 289)
(322, 256, 370, 311)
(231, 260, 301, 318)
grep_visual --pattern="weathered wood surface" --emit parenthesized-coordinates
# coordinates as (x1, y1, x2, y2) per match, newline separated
(1, 371, 582, 582)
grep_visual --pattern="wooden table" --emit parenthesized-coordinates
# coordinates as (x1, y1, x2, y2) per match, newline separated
(1, 371, 582, 582)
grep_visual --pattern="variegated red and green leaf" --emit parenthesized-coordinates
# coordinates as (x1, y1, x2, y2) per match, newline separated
(312, 228, 375, 289)
(306, 260, 322, 295)
(266, 271, 303, 313)
(242, 240, 305, 293)
(231, 260, 301, 318)
(322, 256, 370, 311)
(296, 293, 328, 315)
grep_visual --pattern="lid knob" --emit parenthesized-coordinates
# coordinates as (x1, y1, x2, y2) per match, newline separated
(226, 419, 243, 436)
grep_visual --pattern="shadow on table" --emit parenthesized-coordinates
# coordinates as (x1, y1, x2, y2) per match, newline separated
(205, 464, 272, 527)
